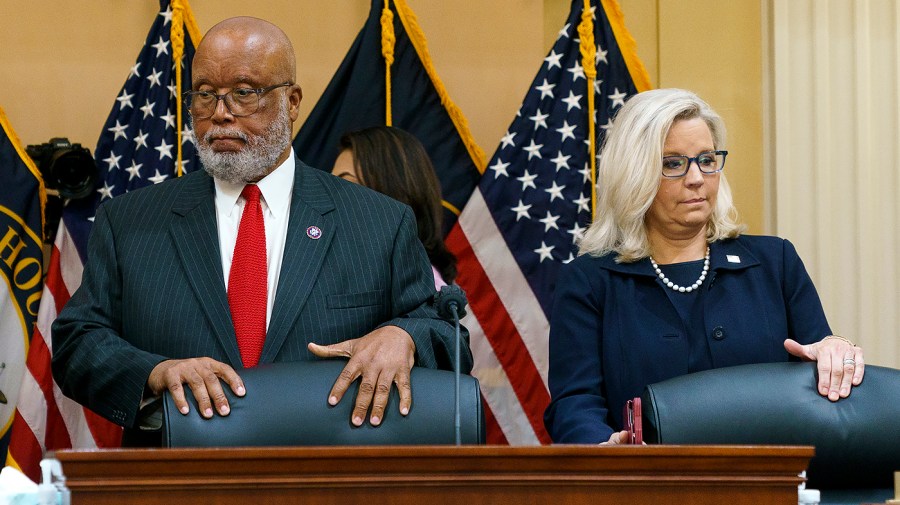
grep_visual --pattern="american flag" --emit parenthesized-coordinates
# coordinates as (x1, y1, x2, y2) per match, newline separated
(6, 0, 201, 481)
(446, 0, 651, 444)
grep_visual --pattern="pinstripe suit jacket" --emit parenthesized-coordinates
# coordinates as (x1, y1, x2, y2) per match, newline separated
(51, 160, 472, 429)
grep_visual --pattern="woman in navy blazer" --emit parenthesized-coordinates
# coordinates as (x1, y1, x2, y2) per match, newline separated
(544, 89, 865, 444)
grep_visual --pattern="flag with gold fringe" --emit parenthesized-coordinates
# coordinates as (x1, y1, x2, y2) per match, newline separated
(0, 105, 45, 466)
(293, 0, 485, 233)
(446, 0, 652, 444)
(5, 0, 201, 481)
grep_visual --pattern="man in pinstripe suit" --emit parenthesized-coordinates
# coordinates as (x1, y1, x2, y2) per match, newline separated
(51, 17, 472, 443)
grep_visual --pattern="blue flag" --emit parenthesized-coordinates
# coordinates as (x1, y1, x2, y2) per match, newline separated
(293, 0, 485, 233)
(0, 105, 44, 463)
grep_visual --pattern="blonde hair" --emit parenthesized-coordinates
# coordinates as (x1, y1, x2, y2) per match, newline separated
(579, 88, 745, 262)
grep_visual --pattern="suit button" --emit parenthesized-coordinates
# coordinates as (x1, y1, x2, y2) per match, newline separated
(712, 326, 726, 341)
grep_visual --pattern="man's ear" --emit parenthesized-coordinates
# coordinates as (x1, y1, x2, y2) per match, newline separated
(288, 84, 303, 121)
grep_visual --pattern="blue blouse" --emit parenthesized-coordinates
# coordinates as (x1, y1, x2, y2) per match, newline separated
(544, 235, 831, 443)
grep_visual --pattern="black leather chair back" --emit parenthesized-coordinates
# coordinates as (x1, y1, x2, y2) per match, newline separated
(640, 362, 900, 489)
(163, 360, 485, 447)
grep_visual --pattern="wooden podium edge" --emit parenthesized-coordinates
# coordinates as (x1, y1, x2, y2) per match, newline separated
(56, 444, 813, 489)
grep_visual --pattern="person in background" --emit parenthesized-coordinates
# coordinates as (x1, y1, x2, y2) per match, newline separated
(52, 17, 471, 445)
(544, 88, 865, 444)
(332, 126, 456, 289)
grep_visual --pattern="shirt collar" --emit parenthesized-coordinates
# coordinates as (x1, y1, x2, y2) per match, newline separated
(214, 149, 296, 218)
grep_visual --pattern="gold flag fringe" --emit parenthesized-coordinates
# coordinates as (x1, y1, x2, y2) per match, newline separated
(381, 1, 396, 126)
(171, 0, 202, 177)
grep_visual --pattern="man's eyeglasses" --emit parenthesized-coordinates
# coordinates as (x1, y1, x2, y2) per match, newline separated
(183, 82, 292, 119)
(661, 150, 728, 178)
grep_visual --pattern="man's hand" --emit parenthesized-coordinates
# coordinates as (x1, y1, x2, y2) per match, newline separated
(308, 326, 416, 427)
(147, 357, 245, 418)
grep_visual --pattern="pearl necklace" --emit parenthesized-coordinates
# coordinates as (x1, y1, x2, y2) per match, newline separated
(650, 247, 710, 293)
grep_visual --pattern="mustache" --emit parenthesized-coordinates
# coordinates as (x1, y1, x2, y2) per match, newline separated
(203, 127, 250, 145)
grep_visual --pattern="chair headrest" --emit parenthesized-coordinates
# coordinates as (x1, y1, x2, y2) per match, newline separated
(641, 362, 900, 489)
(162, 359, 485, 447)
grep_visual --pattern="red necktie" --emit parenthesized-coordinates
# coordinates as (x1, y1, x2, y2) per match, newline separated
(228, 184, 267, 367)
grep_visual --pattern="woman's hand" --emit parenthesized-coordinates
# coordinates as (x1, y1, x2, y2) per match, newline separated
(784, 336, 864, 401)
(600, 430, 632, 445)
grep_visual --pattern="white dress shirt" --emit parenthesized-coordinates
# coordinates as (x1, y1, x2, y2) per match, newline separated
(214, 151, 295, 330)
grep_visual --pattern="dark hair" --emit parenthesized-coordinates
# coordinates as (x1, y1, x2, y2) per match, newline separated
(339, 126, 457, 284)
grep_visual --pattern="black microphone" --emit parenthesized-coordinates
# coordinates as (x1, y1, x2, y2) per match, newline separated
(435, 284, 467, 321)
(434, 284, 467, 445)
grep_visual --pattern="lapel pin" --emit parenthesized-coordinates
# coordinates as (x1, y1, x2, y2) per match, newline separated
(306, 225, 323, 240)
(726, 255, 741, 263)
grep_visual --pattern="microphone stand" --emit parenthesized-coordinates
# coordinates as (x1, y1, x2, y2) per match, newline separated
(450, 300, 461, 446)
(435, 285, 467, 446)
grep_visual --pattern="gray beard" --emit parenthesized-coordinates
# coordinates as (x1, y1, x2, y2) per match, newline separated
(195, 102, 292, 184)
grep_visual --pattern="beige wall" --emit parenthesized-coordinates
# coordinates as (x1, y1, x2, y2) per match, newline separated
(0, 1, 547, 166)
(0, 0, 763, 231)
(620, 0, 765, 234)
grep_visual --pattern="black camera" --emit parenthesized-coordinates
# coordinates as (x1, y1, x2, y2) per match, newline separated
(26, 138, 97, 200)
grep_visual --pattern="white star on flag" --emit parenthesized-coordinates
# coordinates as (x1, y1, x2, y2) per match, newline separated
(561, 91, 582, 111)
(511, 200, 532, 221)
(534, 241, 555, 262)
(155, 139, 173, 160)
(529, 109, 549, 130)
(140, 99, 156, 119)
(550, 152, 571, 172)
(545, 50, 563, 69)
(151, 36, 169, 57)
(500, 131, 517, 149)
(555, 121, 577, 142)
(108, 121, 128, 140)
(133, 130, 149, 150)
(148, 169, 169, 184)
(489, 159, 510, 178)
(545, 181, 566, 201)
(103, 152, 122, 171)
(535, 79, 556, 99)
(517, 170, 538, 190)
(117, 90, 134, 109)
(523, 139, 543, 160)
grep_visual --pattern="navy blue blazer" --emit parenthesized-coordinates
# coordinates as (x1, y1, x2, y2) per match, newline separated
(51, 160, 472, 429)
(544, 235, 831, 443)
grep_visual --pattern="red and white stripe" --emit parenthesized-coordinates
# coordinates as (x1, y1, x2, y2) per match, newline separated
(447, 189, 552, 445)
(6, 222, 121, 482)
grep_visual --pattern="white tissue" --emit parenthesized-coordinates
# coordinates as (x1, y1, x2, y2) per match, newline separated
(0, 465, 39, 505)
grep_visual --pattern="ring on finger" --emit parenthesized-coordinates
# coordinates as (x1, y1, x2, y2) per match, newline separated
(842, 358, 856, 365)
